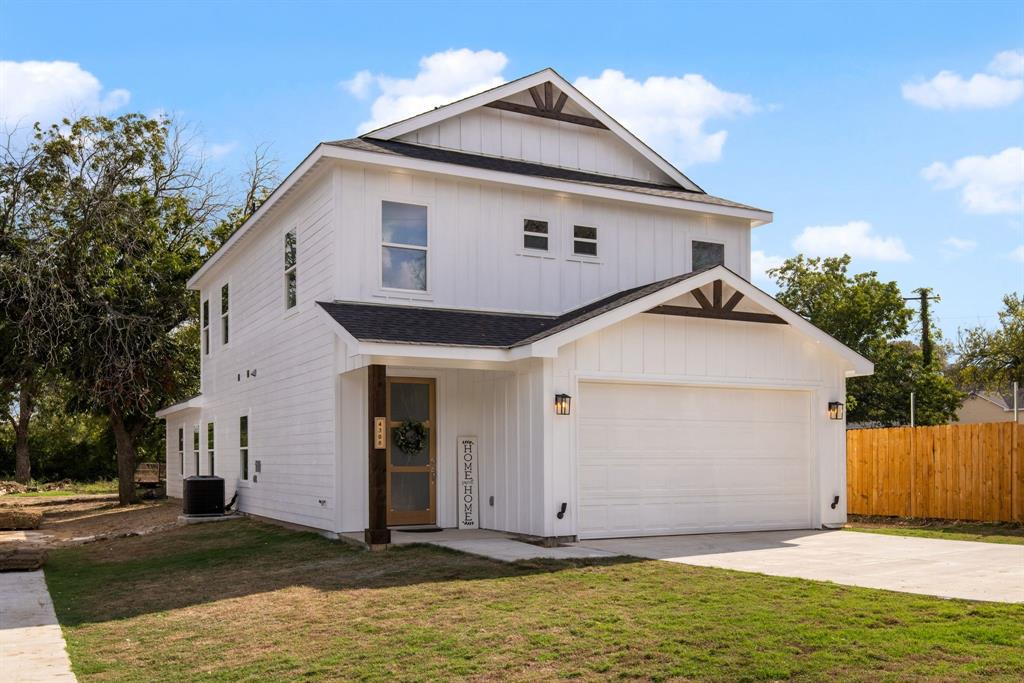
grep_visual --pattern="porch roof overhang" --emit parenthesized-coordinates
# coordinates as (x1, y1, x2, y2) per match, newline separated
(316, 266, 874, 377)
(155, 394, 205, 419)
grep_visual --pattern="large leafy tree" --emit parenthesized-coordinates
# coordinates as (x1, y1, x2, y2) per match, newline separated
(7, 115, 214, 503)
(0, 129, 54, 482)
(768, 255, 962, 426)
(953, 293, 1023, 392)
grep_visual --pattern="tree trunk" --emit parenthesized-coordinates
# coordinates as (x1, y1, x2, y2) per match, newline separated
(110, 409, 139, 505)
(13, 387, 33, 484)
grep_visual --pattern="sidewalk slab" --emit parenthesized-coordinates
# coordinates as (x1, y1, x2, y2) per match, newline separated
(0, 570, 76, 682)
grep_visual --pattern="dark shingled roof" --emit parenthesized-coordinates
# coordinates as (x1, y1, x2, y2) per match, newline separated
(318, 269, 709, 348)
(326, 138, 767, 214)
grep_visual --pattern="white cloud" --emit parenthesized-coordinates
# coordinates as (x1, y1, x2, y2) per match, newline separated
(206, 142, 238, 159)
(922, 147, 1024, 214)
(573, 69, 756, 166)
(989, 49, 1024, 78)
(0, 60, 130, 130)
(1011, 245, 1024, 263)
(901, 50, 1023, 109)
(750, 249, 784, 285)
(943, 236, 977, 252)
(344, 70, 374, 99)
(793, 221, 911, 262)
(344, 49, 509, 133)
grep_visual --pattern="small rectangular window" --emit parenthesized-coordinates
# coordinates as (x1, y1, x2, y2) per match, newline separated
(201, 300, 210, 355)
(692, 240, 725, 271)
(193, 426, 200, 475)
(220, 283, 229, 344)
(207, 422, 215, 475)
(284, 229, 297, 308)
(239, 415, 249, 481)
(523, 219, 548, 251)
(177, 427, 184, 475)
(382, 201, 428, 291)
(573, 225, 598, 257)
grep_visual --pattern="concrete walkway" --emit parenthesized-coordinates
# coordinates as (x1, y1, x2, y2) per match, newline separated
(429, 538, 617, 562)
(342, 528, 619, 562)
(582, 529, 1024, 603)
(0, 571, 76, 682)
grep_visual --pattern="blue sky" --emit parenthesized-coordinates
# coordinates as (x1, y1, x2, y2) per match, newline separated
(2, 0, 1022, 342)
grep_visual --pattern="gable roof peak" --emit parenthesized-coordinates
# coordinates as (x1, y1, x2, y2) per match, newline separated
(361, 67, 703, 193)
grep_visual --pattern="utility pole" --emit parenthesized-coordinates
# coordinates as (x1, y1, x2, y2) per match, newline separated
(904, 288, 940, 366)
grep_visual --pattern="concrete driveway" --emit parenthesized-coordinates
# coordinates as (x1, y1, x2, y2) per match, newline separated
(581, 530, 1024, 603)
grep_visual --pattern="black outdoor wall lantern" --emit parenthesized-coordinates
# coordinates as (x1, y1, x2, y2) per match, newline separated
(555, 393, 572, 416)
(828, 401, 845, 420)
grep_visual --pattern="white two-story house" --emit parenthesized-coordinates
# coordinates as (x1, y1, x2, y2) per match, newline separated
(158, 68, 872, 545)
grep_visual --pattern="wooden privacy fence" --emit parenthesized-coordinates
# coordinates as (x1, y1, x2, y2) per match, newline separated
(846, 422, 1023, 522)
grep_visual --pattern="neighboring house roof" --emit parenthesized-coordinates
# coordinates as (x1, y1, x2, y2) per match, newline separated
(317, 265, 874, 376)
(326, 138, 765, 213)
(966, 390, 1023, 411)
(318, 270, 708, 349)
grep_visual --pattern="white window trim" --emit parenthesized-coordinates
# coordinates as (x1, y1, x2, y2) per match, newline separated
(177, 426, 185, 478)
(284, 227, 298, 313)
(377, 197, 433, 297)
(689, 237, 726, 272)
(201, 298, 211, 355)
(568, 223, 602, 263)
(192, 424, 201, 476)
(517, 216, 557, 260)
(237, 410, 251, 487)
(219, 281, 231, 348)
(206, 420, 216, 476)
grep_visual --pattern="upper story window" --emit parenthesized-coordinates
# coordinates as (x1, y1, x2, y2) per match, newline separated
(239, 415, 249, 481)
(381, 201, 427, 291)
(523, 219, 549, 251)
(692, 240, 725, 271)
(220, 283, 230, 345)
(201, 299, 210, 355)
(573, 225, 598, 257)
(284, 229, 297, 309)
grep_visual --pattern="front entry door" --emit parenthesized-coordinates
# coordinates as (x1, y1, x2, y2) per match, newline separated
(386, 377, 437, 526)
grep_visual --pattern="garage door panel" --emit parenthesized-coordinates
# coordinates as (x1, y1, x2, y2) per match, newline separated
(578, 382, 812, 539)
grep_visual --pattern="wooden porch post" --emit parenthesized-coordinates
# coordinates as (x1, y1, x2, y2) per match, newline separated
(365, 364, 391, 546)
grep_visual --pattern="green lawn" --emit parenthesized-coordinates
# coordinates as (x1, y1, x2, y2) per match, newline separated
(46, 520, 1024, 682)
(8, 480, 118, 497)
(845, 516, 1024, 545)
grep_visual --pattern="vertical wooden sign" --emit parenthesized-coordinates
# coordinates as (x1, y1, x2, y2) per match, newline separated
(457, 437, 478, 529)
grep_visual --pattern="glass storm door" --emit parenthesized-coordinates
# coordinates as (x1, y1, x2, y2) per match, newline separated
(386, 377, 436, 526)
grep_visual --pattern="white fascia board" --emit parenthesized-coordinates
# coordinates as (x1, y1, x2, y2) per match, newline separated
(155, 396, 204, 419)
(526, 266, 874, 375)
(321, 145, 772, 225)
(355, 341, 513, 362)
(188, 145, 329, 290)
(364, 68, 703, 193)
(363, 70, 557, 140)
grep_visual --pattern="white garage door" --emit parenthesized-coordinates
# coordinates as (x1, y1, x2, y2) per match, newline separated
(577, 382, 812, 539)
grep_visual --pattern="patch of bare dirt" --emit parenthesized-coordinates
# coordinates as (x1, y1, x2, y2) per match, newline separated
(0, 496, 182, 569)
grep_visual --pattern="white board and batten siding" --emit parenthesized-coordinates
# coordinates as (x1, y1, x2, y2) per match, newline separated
(337, 360, 551, 537)
(335, 162, 751, 316)
(550, 304, 851, 539)
(397, 91, 676, 186)
(168, 170, 340, 531)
